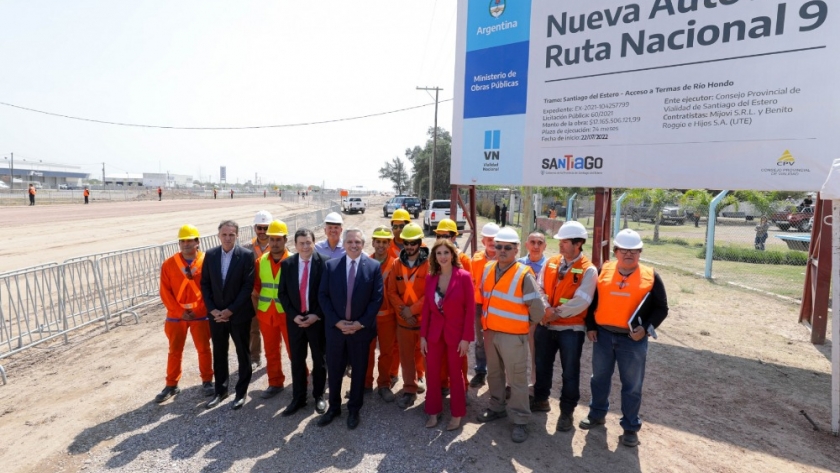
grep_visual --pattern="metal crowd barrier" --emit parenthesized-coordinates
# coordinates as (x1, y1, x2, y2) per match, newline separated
(0, 203, 329, 385)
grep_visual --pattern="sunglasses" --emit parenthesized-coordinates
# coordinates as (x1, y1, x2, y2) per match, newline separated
(391, 224, 406, 230)
(255, 225, 268, 231)
(494, 244, 516, 251)
(403, 240, 421, 247)
(617, 249, 641, 255)
(436, 233, 456, 239)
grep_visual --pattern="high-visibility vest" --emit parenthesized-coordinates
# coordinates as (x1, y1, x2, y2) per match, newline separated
(174, 252, 205, 310)
(471, 250, 494, 301)
(543, 254, 592, 327)
(371, 252, 395, 317)
(457, 251, 472, 277)
(480, 261, 534, 335)
(257, 253, 286, 313)
(83, 189, 90, 197)
(594, 261, 654, 329)
(252, 237, 269, 260)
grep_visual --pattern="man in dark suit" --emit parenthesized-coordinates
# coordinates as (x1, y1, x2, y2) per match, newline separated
(278, 228, 329, 416)
(200, 220, 256, 410)
(317, 228, 383, 430)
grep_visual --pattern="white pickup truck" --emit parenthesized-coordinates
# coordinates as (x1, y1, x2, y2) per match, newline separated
(341, 197, 366, 214)
(423, 199, 466, 234)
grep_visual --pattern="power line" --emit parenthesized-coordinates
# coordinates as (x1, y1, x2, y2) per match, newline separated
(0, 99, 453, 130)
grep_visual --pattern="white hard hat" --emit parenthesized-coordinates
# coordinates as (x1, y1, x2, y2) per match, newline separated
(253, 210, 273, 226)
(480, 222, 500, 237)
(614, 229, 643, 250)
(324, 212, 343, 225)
(554, 221, 588, 240)
(494, 227, 520, 243)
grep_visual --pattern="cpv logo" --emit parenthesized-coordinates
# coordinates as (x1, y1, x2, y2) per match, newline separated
(484, 130, 500, 160)
(489, 0, 506, 18)
(777, 150, 795, 166)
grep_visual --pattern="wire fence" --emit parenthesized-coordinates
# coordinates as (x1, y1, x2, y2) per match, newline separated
(509, 191, 814, 301)
(0, 201, 339, 385)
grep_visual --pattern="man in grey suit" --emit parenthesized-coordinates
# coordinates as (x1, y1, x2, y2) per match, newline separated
(317, 228, 383, 430)
(200, 220, 256, 410)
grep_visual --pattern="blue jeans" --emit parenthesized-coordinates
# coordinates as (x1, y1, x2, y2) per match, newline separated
(533, 326, 585, 414)
(588, 327, 648, 432)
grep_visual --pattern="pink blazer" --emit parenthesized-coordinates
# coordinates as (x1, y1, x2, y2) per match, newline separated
(420, 268, 476, 346)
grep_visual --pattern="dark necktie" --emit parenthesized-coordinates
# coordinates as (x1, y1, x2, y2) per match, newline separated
(345, 260, 356, 320)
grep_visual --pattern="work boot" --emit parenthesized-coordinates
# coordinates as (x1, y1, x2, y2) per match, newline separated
(201, 382, 214, 397)
(511, 424, 529, 443)
(579, 417, 606, 430)
(378, 387, 396, 403)
(557, 412, 574, 432)
(530, 399, 550, 412)
(622, 430, 639, 447)
(396, 392, 417, 409)
(154, 386, 180, 403)
(469, 372, 486, 388)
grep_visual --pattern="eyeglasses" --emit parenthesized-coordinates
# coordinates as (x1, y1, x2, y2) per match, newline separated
(617, 249, 641, 255)
(403, 240, 421, 247)
(391, 224, 406, 230)
(255, 225, 268, 231)
(494, 244, 516, 251)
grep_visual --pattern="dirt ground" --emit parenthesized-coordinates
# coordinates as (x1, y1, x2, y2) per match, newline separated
(0, 199, 837, 472)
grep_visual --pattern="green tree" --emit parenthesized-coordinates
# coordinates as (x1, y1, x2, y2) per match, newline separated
(378, 157, 411, 195)
(406, 127, 452, 199)
(627, 188, 682, 242)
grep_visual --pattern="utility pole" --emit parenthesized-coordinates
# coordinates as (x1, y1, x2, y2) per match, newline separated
(9, 152, 13, 191)
(417, 86, 443, 201)
(102, 162, 105, 189)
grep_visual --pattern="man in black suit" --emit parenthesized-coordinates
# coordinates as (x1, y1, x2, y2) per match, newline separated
(317, 228, 383, 430)
(278, 228, 329, 416)
(200, 220, 256, 410)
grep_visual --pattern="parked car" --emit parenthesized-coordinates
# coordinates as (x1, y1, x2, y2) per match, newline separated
(383, 196, 421, 219)
(341, 197, 366, 214)
(628, 204, 686, 225)
(770, 205, 814, 232)
(423, 200, 466, 234)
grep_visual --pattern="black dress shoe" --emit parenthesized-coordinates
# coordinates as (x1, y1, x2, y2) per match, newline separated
(206, 392, 229, 410)
(231, 397, 246, 410)
(281, 402, 306, 417)
(261, 385, 284, 399)
(315, 396, 328, 415)
(347, 411, 360, 430)
(154, 386, 180, 404)
(317, 411, 340, 427)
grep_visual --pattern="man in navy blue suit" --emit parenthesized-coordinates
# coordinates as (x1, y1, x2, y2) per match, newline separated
(317, 228, 383, 430)
(200, 220, 256, 411)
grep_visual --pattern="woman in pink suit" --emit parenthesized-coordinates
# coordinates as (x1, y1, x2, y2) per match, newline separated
(420, 239, 475, 431)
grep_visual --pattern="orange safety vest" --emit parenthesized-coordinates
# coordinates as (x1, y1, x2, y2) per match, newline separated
(542, 254, 593, 327)
(480, 261, 534, 335)
(457, 251, 472, 276)
(593, 261, 654, 329)
(83, 189, 90, 197)
(371, 252, 395, 317)
(29, 187, 36, 195)
(388, 257, 429, 327)
(173, 252, 204, 310)
(252, 237, 270, 261)
(471, 250, 495, 301)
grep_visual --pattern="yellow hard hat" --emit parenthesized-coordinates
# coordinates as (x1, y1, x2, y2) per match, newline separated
(266, 220, 288, 237)
(178, 224, 200, 240)
(372, 225, 394, 240)
(435, 219, 458, 235)
(391, 208, 411, 222)
(400, 223, 424, 241)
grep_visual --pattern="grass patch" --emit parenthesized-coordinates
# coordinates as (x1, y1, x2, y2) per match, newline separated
(643, 236, 690, 247)
(696, 246, 808, 266)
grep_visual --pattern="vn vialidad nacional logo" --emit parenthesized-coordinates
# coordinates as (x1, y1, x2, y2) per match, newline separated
(489, 0, 506, 18)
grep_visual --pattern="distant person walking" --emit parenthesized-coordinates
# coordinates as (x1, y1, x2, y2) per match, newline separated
(213, 189, 217, 199)
(230, 189, 234, 199)
(83, 187, 90, 204)
(501, 203, 508, 227)
(28, 184, 36, 206)
(158, 187, 162, 201)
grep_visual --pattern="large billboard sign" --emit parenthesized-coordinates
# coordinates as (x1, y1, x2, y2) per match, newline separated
(451, 0, 838, 191)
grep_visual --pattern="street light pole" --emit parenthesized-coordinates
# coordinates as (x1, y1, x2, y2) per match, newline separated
(417, 86, 443, 201)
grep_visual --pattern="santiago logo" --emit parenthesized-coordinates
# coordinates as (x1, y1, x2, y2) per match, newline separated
(541, 155, 603, 175)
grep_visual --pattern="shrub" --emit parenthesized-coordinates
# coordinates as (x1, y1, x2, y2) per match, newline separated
(477, 199, 494, 219)
(695, 246, 808, 266)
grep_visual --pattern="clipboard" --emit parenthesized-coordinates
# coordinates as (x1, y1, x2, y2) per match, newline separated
(627, 293, 650, 331)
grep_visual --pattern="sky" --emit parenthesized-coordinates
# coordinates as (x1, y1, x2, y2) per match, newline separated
(0, 1, 456, 191)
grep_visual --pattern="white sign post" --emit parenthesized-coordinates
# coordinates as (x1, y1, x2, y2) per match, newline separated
(453, 0, 839, 191)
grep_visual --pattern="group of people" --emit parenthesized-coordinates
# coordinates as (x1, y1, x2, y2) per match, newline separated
(25, 184, 90, 205)
(157, 207, 668, 447)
